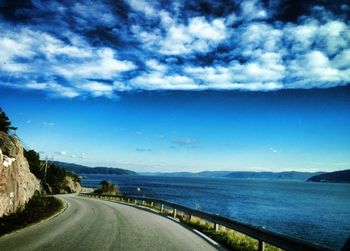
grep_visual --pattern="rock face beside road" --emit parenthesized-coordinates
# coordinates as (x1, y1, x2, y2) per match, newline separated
(0, 132, 40, 217)
(62, 175, 81, 193)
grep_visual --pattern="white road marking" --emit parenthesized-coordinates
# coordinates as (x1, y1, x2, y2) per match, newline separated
(193, 229, 219, 246)
(167, 216, 180, 222)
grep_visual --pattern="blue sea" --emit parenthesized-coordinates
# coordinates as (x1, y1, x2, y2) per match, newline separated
(81, 175, 350, 250)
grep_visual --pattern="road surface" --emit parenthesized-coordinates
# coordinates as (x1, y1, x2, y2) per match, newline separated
(0, 194, 219, 251)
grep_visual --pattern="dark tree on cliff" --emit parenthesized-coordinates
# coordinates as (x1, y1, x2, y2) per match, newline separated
(24, 149, 44, 180)
(0, 107, 17, 133)
(24, 149, 80, 193)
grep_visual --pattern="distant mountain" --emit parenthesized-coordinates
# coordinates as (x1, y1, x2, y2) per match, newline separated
(53, 161, 137, 175)
(141, 171, 323, 181)
(140, 171, 232, 178)
(307, 169, 350, 183)
(225, 171, 324, 181)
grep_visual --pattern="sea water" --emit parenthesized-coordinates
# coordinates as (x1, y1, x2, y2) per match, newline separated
(81, 175, 350, 250)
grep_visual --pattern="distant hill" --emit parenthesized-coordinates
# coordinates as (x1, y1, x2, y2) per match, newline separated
(53, 161, 137, 175)
(307, 169, 350, 184)
(140, 171, 232, 178)
(225, 171, 324, 181)
(141, 171, 323, 181)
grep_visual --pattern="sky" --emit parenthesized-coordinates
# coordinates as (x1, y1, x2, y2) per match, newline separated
(0, 0, 349, 172)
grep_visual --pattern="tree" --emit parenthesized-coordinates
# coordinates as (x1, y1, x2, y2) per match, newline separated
(0, 107, 17, 133)
(24, 149, 44, 180)
(95, 180, 119, 195)
(100, 180, 109, 192)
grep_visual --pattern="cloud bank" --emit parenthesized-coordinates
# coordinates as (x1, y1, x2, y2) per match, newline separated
(0, 0, 349, 98)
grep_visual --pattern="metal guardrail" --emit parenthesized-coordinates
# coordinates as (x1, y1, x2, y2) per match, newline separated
(79, 193, 336, 251)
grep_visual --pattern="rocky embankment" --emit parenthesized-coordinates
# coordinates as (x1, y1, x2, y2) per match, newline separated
(0, 132, 40, 217)
(62, 175, 81, 194)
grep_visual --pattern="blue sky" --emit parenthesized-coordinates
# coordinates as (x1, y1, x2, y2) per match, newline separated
(0, 0, 350, 172)
(1, 86, 349, 172)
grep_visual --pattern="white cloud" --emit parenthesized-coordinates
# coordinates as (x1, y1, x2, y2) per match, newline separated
(0, 31, 35, 72)
(269, 147, 278, 153)
(186, 65, 232, 86)
(70, 152, 87, 159)
(188, 17, 226, 41)
(134, 12, 227, 55)
(0, 25, 135, 98)
(25, 81, 80, 98)
(1, 1, 350, 96)
(55, 151, 67, 156)
(284, 22, 318, 53)
(240, 0, 267, 21)
(127, 0, 156, 17)
(185, 53, 285, 90)
(130, 71, 199, 90)
(72, 2, 117, 27)
(43, 122, 55, 127)
(333, 49, 350, 69)
(288, 51, 345, 88)
(173, 138, 200, 148)
(286, 20, 349, 57)
(0, 27, 92, 74)
(240, 61, 284, 82)
(304, 51, 341, 81)
(241, 23, 283, 56)
(319, 21, 349, 55)
(55, 48, 135, 79)
(80, 81, 114, 97)
(146, 59, 167, 72)
(25, 82, 49, 90)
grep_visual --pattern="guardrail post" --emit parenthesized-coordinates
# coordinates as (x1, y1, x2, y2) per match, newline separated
(214, 223, 219, 232)
(142, 200, 145, 205)
(173, 208, 177, 218)
(128, 198, 130, 203)
(150, 201, 154, 207)
(160, 204, 164, 212)
(258, 240, 264, 251)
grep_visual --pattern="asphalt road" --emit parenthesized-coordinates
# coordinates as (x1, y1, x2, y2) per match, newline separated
(0, 194, 219, 251)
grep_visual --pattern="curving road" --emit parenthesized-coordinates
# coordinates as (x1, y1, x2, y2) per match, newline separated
(0, 194, 219, 251)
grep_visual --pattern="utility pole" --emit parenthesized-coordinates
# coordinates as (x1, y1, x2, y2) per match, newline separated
(40, 155, 53, 184)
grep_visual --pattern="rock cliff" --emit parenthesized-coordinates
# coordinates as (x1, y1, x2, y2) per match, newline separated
(0, 132, 41, 217)
(61, 175, 81, 194)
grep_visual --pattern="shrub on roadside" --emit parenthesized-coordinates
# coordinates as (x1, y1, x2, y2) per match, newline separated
(0, 192, 63, 236)
(94, 180, 120, 195)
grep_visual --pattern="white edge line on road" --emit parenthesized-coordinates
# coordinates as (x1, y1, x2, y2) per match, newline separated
(193, 229, 219, 246)
(166, 216, 180, 222)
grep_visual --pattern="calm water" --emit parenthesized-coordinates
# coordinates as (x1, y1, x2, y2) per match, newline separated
(82, 175, 350, 250)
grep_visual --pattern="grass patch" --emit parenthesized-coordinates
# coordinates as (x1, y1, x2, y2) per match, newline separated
(147, 207, 280, 250)
(183, 217, 281, 251)
(0, 192, 63, 236)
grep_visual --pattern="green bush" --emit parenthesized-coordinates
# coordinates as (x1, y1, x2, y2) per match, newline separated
(0, 194, 63, 236)
(94, 180, 120, 195)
